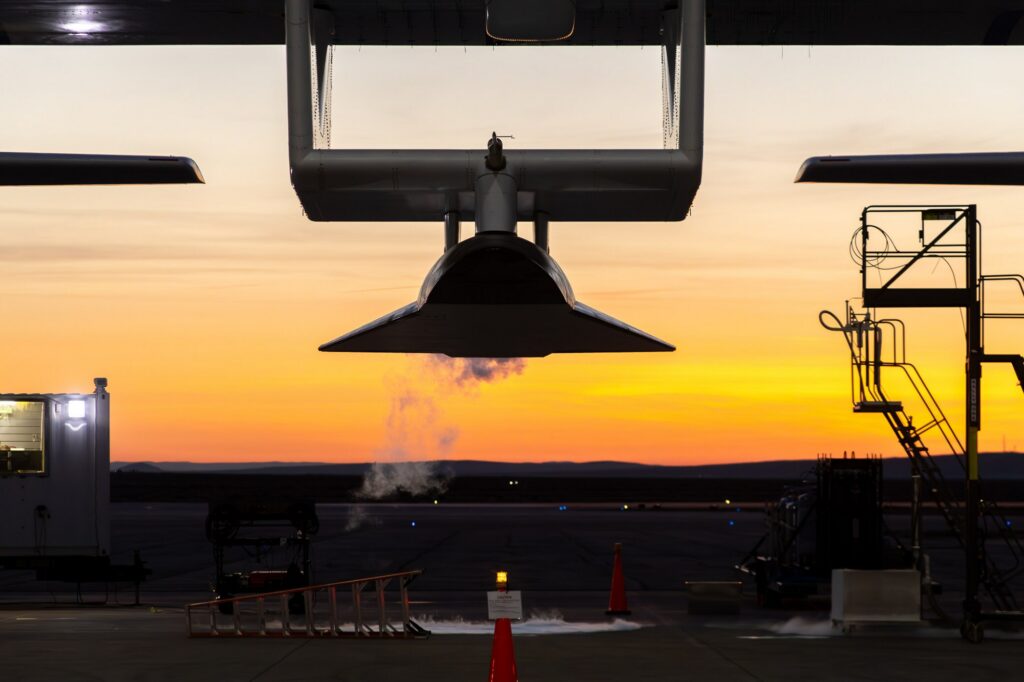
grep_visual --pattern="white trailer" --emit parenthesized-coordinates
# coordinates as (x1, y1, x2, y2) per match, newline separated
(0, 378, 112, 568)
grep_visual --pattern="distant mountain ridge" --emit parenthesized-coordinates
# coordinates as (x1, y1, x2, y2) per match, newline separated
(112, 453, 1024, 479)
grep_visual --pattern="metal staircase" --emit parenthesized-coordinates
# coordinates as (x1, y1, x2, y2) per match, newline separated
(821, 308, 1023, 611)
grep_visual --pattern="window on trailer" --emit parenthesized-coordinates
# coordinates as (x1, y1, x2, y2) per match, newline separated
(0, 401, 46, 475)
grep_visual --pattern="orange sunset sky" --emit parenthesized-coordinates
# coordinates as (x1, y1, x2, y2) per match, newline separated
(1, 45, 1023, 464)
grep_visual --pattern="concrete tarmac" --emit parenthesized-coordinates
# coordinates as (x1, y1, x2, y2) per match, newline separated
(2, 602, 1023, 682)
(1, 503, 1022, 680)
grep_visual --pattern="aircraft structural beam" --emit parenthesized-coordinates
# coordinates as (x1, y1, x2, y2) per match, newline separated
(284, 0, 704, 223)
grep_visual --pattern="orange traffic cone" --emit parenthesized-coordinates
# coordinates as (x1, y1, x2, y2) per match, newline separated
(606, 542, 631, 616)
(489, 617, 518, 682)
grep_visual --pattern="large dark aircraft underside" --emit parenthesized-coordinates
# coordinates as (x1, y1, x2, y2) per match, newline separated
(2, 1, 1024, 46)
(4, 0, 1024, 357)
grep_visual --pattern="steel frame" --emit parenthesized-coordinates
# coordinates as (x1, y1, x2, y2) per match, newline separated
(850, 204, 1024, 641)
(284, 0, 705, 223)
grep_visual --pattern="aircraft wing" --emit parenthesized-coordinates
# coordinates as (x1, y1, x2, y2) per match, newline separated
(1, 1, 1023, 46)
(795, 153, 1024, 186)
(0, 153, 204, 185)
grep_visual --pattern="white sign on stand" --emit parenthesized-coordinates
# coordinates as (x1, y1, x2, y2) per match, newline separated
(487, 591, 523, 620)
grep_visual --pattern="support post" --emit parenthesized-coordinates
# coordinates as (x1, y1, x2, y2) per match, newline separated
(400, 577, 412, 636)
(964, 204, 983, 630)
(286, 0, 315, 168)
(475, 134, 517, 234)
(444, 211, 460, 251)
(93, 378, 110, 557)
(329, 586, 338, 636)
(911, 469, 924, 619)
(376, 578, 388, 635)
(911, 471, 922, 567)
(534, 212, 549, 252)
(474, 172, 518, 234)
(680, 0, 704, 161)
(353, 583, 363, 636)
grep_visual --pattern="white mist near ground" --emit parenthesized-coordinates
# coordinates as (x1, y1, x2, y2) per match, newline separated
(357, 461, 452, 499)
(764, 617, 1024, 640)
(345, 355, 527, 530)
(414, 610, 645, 635)
(769, 617, 836, 636)
(344, 505, 380, 532)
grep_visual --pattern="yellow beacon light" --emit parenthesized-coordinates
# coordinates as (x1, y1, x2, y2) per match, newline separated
(496, 571, 509, 587)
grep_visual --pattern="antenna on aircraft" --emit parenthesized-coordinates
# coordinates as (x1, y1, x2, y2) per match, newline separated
(485, 132, 506, 172)
(485, 133, 514, 172)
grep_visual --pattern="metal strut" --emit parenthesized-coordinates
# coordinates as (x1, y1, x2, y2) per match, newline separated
(284, 0, 705, 223)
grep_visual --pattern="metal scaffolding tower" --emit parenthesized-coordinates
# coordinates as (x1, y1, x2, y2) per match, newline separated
(823, 205, 1024, 641)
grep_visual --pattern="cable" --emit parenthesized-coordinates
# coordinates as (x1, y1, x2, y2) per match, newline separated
(850, 224, 904, 271)
(819, 309, 847, 332)
(931, 256, 968, 335)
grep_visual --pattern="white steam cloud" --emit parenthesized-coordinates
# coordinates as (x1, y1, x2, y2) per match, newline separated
(427, 357, 527, 388)
(344, 504, 379, 532)
(356, 461, 452, 500)
(346, 356, 527, 524)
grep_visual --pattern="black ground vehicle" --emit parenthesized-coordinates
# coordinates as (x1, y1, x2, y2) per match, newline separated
(205, 500, 319, 614)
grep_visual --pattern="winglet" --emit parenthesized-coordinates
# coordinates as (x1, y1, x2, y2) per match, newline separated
(0, 152, 205, 185)
(796, 152, 1024, 185)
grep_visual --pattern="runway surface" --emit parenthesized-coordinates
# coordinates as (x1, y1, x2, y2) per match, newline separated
(4, 602, 1024, 682)
(1, 503, 1022, 680)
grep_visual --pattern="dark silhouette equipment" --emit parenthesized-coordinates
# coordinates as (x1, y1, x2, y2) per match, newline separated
(813, 204, 1024, 642)
(738, 456, 888, 607)
(205, 501, 319, 614)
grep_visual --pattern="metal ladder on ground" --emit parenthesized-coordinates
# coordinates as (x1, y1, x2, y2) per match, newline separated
(821, 309, 1023, 611)
(185, 570, 431, 638)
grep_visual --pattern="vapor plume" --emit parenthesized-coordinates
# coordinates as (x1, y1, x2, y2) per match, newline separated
(347, 355, 527, 522)
(356, 461, 451, 500)
(344, 504, 380, 532)
(427, 356, 527, 389)
(353, 385, 455, 502)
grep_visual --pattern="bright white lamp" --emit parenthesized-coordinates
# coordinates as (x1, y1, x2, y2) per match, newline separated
(67, 399, 86, 419)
